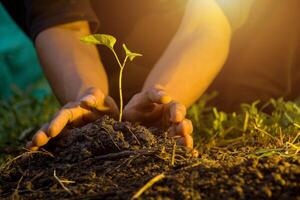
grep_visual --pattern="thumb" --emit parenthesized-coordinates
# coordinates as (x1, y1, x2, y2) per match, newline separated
(137, 87, 172, 110)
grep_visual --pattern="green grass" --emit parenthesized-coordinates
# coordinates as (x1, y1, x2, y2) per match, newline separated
(0, 90, 58, 162)
(188, 93, 300, 157)
(1, 91, 299, 165)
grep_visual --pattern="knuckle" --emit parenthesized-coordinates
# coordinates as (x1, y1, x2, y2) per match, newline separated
(153, 84, 165, 91)
(32, 132, 49, 147)
(90, 88, 105, 99)
(47, 127, 56, 137)
(63, 102, 77, 109)
(60, 109, 73, 120)
(57, 109, 67, 117)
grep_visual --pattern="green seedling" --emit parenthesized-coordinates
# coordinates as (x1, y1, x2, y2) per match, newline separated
(80, 34, 142, 122)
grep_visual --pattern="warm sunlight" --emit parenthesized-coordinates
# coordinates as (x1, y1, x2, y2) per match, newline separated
(0, 0, 299, 199)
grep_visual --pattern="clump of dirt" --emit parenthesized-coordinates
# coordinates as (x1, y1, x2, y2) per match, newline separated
(0, 116, 299, 200)
(52, 116, 159, 162)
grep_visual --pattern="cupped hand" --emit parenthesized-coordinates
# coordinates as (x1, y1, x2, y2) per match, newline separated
(26, 87, 119, 150)
(123, 85, 194, 149)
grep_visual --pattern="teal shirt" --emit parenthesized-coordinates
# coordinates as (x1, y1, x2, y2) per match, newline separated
(0, 3, 50, 99)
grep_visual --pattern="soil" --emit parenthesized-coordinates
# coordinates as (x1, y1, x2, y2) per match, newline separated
(0, 116, 299, 200)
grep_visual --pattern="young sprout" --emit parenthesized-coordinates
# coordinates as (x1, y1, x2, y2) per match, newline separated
(80, 34, 142, 122)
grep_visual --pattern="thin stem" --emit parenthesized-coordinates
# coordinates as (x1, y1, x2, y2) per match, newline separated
(53, 170, 73, 195)
(119, 56, 128, 122)
(132, 173, 165, 199)
(111, 48, 127, 122)
(112, 49, 123, 69)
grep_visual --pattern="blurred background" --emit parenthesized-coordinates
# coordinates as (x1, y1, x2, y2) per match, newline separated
(0, 2, 50, 100)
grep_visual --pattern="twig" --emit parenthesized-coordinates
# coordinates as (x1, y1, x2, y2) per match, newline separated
(94, 149, 157, 161)
(284, 113, 300, 129)
(101, 126, 121, 150)
(243, 111, 249, 132)
(127, 127, 141, 145)
(286, 142, 300, 154)
(53, 170, 72, 195)
(291, 132, 300, 144)
(1, 149, 54, 170)
(171, 142, 176, 166)
(104, 155, 139, 175)
(132, 173, 165, 199)
(12, 175, 23, 200)
(253, 125, 281, 143)
(178, 161, 202, 172)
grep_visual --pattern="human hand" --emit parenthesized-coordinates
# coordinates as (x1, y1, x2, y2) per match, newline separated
(26, 87, 119, 150)
(123, 85, 194, 149)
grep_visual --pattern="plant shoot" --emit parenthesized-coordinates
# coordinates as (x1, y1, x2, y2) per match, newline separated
(80, 34, 142, 122)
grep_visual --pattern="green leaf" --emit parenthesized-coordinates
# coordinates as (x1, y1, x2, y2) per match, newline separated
(80, 34, 116, 50)
(122, 44, 142, 61)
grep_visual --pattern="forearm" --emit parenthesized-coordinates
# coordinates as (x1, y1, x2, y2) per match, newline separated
(143, 0, 231, 107)
(35, 21, 108, 104)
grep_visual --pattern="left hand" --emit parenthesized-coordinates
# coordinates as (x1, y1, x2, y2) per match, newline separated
(123, 86, 193, 149)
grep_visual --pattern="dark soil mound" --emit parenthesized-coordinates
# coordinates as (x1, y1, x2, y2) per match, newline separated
(0, 116, 299, 200)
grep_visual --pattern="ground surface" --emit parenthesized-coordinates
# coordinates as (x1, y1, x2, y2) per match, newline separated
(0, 94, 300, 199)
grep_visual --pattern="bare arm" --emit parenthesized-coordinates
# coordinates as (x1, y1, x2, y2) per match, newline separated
(143, 0, 232, 107)
(27, 21, 120, 151)
(35, 21, 108, 104)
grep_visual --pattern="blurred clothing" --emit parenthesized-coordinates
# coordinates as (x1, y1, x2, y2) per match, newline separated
(0, 3, 49, 99)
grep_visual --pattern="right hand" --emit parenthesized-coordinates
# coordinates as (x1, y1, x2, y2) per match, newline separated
(26, 87, 119, 151)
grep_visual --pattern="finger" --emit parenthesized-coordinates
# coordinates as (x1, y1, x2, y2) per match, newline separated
(175, 119, 193, 137)
(176, 135, 193, 149)
(26, 141, 39, 151)
(168, 120, 193, 137)
(169, 102, 187, 123)
(82, 110, 101, 123)
(48, 109, 72, 137)
(70, 107, 92, 127)
(184, 135, 194, 149)
(80, 94, 110, 111)
(81, 95, 119, 121)
(137, 88, 172, 109)
(32, 123, 50, 147)
(147, 88, 172, 104)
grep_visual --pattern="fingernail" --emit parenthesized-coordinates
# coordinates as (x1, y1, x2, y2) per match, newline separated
(30, 146, 39, 151)
(33, 132, 50, 147)
(158, 91, 171, 103)
(162, 96, 172, 104)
